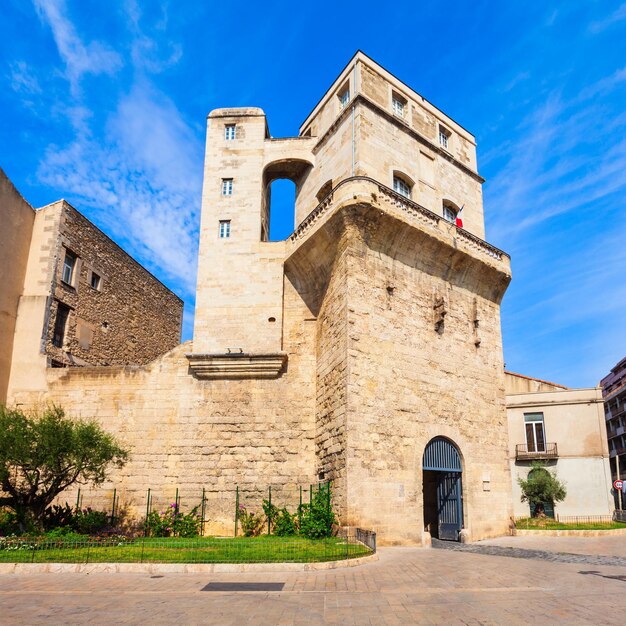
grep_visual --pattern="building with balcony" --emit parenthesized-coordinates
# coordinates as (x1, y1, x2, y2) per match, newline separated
(6, 52, 514, 544)
(506, 371, 613, 518)
(600, 356, 626, 502)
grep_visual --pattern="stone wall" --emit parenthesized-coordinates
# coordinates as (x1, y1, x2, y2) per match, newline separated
(0, 169, 35, 403)
(45, 201, 183, 367)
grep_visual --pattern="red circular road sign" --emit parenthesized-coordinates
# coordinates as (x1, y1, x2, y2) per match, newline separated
(614, 479, 624, 491)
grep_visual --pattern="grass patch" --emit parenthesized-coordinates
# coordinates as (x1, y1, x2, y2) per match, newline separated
(0, 535, 372, 564)
(515, 518, 626, 531)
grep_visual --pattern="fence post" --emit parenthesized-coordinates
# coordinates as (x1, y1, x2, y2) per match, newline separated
(144, 488, 151, 537)
(75, 488, 81, 511)
(310, 484, 313, 508)
(175, 487, 179, 511)
(326, 482, 331, 535)
(267, 486, 272, 535)
(201, 487, 206, 536)
(299, 486, 302, 529)
(235, 485, 239, 537)
(111, 488, 117, 525)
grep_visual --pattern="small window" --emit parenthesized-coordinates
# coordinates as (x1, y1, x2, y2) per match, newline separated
(392, 93, 406, 118)
(225, 124, 236, 140)
(439, 125, 451, 150)
(339, 87, 350, 110)
(90, 272, 101, 290)
(393, 176, 411, 199)
(52, 303, 70, 348)
(61, 250, 76, 285)
(443, 205, 457, 223)
(222, 178, 233, 196)
(219, 220, 231, 238)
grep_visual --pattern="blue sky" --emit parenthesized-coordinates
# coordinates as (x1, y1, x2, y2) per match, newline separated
(2, 1, 625, 387)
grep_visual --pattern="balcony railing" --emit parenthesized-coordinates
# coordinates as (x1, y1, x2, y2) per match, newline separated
(516, 443, 558, 461)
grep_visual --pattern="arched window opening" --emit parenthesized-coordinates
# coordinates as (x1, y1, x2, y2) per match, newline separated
(266, 178, 296, 241)
(392, 172, 413, 199)
(443, 199, 461, 224)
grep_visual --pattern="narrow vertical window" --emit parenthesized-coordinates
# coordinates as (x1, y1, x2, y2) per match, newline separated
(392, 93, 407, 118)
(339, 87, 350, 110)
(219, 220, 231, 238)
(439, 125, 451, 150)
(222, 178, 233, 196)
(225, 124, 236, 140)
(53, 303, 70, 348)
(90, 272, 101, 290)
(524, 413, 546, 452)
(61, 250, 76, 285)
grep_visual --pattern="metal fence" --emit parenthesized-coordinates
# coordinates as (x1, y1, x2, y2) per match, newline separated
(614, 510, 626, 523)
(0, 534, 374, 564)
(513, 513, 626, 528)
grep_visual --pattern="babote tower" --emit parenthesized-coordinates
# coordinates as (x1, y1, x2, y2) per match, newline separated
(190, 51, 513, 543)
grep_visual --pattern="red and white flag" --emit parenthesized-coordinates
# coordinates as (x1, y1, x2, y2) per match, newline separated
(455, 205, 464, 228)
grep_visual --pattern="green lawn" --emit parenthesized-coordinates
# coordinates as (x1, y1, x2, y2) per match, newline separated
(0, 535, 372, 564)
(515, 518, 626, 531)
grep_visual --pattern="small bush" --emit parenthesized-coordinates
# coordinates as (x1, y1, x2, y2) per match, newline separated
(262, 499, 279, 532)
(299, 485, 336, 539)
(0, 509, 20, 536)
(42, 503, 109, 535)
(145, 503, 201, 538)
(273, 507, 298, 536)
(238, 505, 264, 537)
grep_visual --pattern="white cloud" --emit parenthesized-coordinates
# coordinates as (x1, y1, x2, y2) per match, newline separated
(33, 0, 122, 94)
(589, 2, 626, 33)
(9, 61, 42, 94)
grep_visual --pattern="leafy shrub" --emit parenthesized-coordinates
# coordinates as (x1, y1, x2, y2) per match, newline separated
(238, 505, 264, 537)
(518, 462, 566, 516)
(42, 503, 109, 535)
(273, 507, 298, 536)
(262, 499, 279, 532)
(0, 509, 20, 536)
(299, 485, 336, 539)
(145, 503, 201, 538)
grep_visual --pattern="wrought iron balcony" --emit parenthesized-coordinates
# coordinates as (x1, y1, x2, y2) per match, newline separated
(515, 443, 558, 461)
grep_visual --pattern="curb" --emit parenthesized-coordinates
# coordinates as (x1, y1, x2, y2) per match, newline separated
(0, 553, 378, 574)
(512, 528, 626, 537)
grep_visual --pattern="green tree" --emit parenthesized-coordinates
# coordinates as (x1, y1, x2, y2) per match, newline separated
(0, 405, 128, 531)
(518, 462, 566, 516)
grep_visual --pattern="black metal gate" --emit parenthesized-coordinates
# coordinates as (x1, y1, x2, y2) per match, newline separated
(423, 437, 463, 541)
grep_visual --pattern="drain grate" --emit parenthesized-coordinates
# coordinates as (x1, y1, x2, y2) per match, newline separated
(202, 582, 285, 592)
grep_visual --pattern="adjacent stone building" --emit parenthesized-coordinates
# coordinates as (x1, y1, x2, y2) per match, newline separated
(505, 371, 613, 518)
(4, 52, 514, 544)
(0, 168, 183, 403)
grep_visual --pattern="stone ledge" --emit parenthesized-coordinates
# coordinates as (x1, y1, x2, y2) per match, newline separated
(186, 352, 288, 379)
(0, 553, 377, 574)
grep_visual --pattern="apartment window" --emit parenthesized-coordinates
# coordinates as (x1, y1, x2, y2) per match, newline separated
(339, 87, 350, 110)
(225, 124, 236, 140)
(222, 178, 233, 196)
(393, 176, 411, 199)
(392, 93, 406, 118)
(443, 204, 457, 223)
(219, 220, 231, 238)
(524, 413, 546, 453)
(61, 250, 76, 285)
(52, 303, 70, 348)
(439, 125, 451, 150)
(90, 272, 101, 290)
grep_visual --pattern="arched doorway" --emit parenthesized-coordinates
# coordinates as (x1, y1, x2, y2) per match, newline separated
(422, 437, 463, 541)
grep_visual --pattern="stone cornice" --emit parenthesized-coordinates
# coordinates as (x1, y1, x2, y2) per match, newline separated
(186, 352, 288, 379)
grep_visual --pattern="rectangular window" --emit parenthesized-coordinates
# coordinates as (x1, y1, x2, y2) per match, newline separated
(443, 205, 457, 223)
(222, 178, 233, 196)
(392, 94, 406, 118)
(524, 413, 546, 452)
(225, 124, 236, 140)
(90, 272, 101, 290)
(52, 303, 70, 348)
(61, 250, 76, 285)
(439, 126, 450, 150)
(339, 87, 350, 110)
(219, 220, 231, 238)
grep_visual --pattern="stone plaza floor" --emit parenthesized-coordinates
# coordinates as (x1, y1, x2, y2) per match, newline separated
(1, 535, 626, 625)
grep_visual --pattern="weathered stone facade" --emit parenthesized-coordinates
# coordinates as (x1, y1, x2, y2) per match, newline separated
(2, 192, 183, 399)
(5, 52, 514, 544)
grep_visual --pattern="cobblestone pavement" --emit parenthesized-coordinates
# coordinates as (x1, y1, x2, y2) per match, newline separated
(2, 538, 626, 625)
(433, 537, 626, 567)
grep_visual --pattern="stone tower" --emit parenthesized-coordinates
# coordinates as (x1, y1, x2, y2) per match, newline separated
(189, 51, 513, 543)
